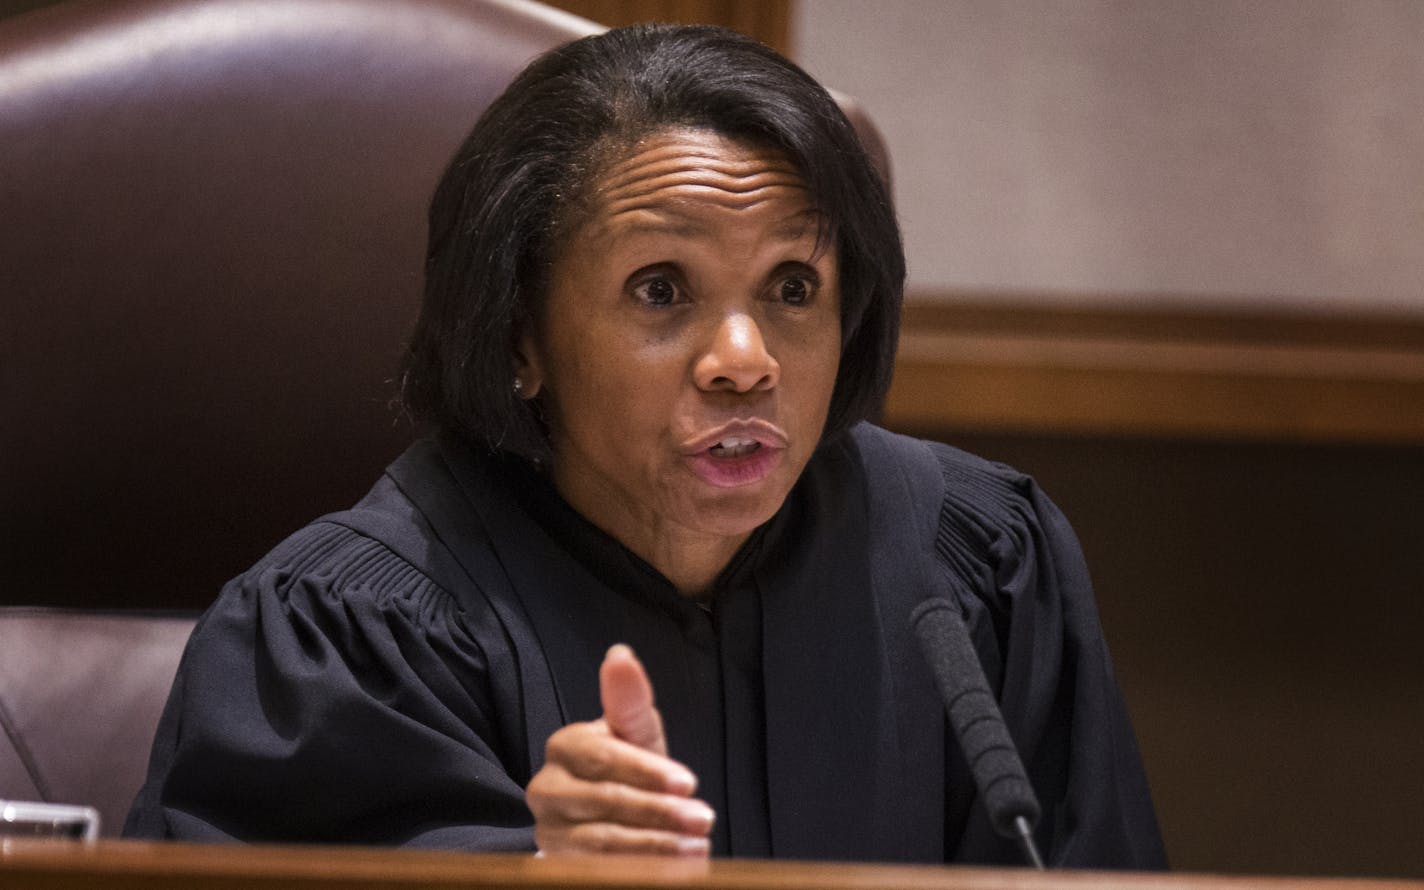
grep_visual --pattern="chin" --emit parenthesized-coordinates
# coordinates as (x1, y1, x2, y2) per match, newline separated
(681, 484, 790, 538)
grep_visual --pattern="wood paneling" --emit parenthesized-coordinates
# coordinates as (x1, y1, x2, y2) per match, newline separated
(887, 297, 1424, 445)
(545, 0, 790, 55)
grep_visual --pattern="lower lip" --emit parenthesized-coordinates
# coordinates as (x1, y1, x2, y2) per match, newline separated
(686, 445, 784, 488)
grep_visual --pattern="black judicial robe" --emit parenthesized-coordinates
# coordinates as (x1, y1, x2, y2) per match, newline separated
(125, 423, 1166, 867)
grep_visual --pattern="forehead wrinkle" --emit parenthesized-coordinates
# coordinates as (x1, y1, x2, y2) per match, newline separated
(596, 142, 803, 196)
(596, 166, 811, 232)
(575, 133, 824, 249)
(599, 156, 802, 193)
(603, 179, 810, 219)
(596, 164, 805, 207)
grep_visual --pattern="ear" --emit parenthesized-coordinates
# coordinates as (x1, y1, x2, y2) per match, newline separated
(512, 328, 544, 399)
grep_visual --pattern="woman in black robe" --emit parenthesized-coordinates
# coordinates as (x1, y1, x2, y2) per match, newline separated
(126, 24, 1166, 868)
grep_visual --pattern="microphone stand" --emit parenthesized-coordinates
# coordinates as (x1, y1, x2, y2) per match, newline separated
(911, 597, 1046, 870)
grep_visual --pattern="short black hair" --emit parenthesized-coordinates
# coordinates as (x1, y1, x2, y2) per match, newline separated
(400, 24, 904, 460)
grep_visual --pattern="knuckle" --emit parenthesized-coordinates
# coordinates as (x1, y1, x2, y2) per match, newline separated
(572, 823, 619, 854)
(602, 781, 643, 817)
(525, 768, 560, 808)
(546, 725, 622, 783)
(544, 727, 579, 760)
(579, 742, 616, 781)
(601, 780, 646, 813)
(526, 766, 583, 823)
(596, 782, 675, 831)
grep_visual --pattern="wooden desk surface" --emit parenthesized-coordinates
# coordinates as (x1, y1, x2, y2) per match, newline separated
(3, 841, 1423, 890)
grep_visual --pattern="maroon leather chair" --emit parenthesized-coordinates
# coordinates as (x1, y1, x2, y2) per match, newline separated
(0, 608, 198, 837)
(0, 0, 606, 612)
(0, 0, 889, 836)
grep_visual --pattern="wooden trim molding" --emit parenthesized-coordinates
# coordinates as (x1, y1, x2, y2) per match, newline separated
(885, 296, 1424, 445)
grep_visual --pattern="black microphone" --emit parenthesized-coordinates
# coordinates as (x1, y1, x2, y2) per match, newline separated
(910, 597, 1045, 869)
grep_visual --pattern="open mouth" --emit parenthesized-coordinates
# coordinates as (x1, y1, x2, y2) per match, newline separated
(687, 427, 783, 488)
(708, 437, 762, 459)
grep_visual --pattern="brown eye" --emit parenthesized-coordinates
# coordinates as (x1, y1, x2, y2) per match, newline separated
(779, 276, 810, 305)
(633, 276, 678, 306)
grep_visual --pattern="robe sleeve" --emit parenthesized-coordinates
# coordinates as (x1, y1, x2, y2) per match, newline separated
(930, 443, 1167, 869)
(124, 521, 536, 849)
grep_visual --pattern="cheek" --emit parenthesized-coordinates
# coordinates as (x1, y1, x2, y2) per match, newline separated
(541, 306, 622, 387)
(804, 333, 844, 432)
(807, 356, 841, 424)
(545, 333, 683, 435)
(787, 316, 842, 393)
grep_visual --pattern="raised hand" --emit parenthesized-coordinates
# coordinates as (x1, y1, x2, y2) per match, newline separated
(526, 644, 715, 856)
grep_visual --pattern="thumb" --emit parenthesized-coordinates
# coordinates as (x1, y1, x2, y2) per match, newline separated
(599, 644, 668, 757)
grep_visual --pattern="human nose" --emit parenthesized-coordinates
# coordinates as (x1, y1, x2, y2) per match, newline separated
(694, 312, 779, 393)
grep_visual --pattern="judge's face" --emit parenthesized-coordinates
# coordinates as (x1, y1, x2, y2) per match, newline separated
(517, 128, 841, 580)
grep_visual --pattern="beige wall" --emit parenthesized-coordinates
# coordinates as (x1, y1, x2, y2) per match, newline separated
(794, 1, 1424, 316)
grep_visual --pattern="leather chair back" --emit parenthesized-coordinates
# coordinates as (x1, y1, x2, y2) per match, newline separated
(0, 0, 603, 610)
(0, 608, 198, 838)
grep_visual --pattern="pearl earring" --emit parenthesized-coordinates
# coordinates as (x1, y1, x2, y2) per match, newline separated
(513, 378, 524, 395)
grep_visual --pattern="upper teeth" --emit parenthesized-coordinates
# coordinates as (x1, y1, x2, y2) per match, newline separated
(710, 437, 759, 457)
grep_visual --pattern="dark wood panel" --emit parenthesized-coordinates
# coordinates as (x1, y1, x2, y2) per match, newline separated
(898, 427, 1424, 879)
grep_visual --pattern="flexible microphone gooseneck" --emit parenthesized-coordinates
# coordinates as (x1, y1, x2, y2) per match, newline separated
(910, 597, 1045, 869)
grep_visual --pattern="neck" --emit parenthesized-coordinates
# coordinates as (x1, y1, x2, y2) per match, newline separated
(643, 532, 748, 601)
(547, 467, 752, 602)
